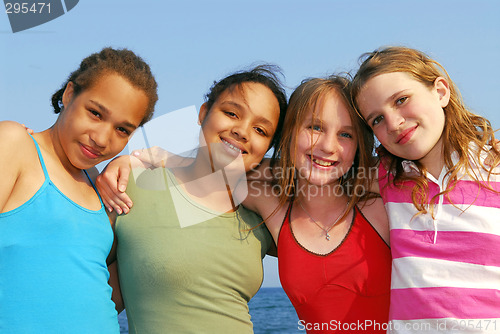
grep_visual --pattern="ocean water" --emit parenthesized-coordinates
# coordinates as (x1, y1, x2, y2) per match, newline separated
(118, 287, 301, 333)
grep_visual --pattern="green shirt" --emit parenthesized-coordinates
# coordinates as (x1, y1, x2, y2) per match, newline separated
(116, 168, 272, 334)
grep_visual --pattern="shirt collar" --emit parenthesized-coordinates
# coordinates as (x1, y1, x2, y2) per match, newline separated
(398, 142, 489, 176)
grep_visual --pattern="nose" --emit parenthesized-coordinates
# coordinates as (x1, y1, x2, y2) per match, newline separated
(386, 111, 405, 133)
(231, 122, 249, 142)
(318, 132, 339, 155)
(90, 123, 113, 148)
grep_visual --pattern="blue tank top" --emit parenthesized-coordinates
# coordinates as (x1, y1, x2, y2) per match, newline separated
(0, 135, 119, 333)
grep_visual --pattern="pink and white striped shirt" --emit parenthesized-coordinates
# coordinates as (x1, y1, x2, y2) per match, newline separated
(379, 146, 500, 333)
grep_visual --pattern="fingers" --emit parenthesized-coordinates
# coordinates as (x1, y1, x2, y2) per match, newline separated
(21, 124, 34, 134)
(131, 146, 166, 168)
(97, 173, 133, 215)
(95, 159, 134, 215)
(117, 164, 130, 193)
(485, 139, 500, 167)
(484, 151, 495, 167)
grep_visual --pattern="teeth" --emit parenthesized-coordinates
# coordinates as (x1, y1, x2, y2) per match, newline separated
(222, 139, 243, 153)
(312, 157, 335, 167)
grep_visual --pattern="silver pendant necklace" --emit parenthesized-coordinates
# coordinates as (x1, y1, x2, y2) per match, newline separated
(298, 200, 349, 241)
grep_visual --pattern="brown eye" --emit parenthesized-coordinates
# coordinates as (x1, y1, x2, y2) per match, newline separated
(89, 110, 101, 119)
(223, 111, 237, 118)
(372, 115, 384, 127)
(254, 127, 267, 136)
(396, 96, 408, 106)
(117, 127, 130, 135)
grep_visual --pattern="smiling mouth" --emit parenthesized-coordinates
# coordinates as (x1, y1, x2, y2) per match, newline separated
(396, 125, 418, 144)
(221, 138, 246, 154)
(308, 155, 337, 167)
(81, 144, 102, 159)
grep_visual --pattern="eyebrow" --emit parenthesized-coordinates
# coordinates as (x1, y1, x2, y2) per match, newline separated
(89, 100, 139, 130)
(219, 101, 275, 129)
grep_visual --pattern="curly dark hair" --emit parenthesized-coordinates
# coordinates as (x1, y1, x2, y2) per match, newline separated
(51, 47, 158, 126)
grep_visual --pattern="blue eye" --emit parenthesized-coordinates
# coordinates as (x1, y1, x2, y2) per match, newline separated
(309, 125, 322, 132)
(340, 132, 352, 139)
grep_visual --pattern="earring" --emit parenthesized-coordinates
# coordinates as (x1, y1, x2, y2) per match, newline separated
(58, 101, 65, 113)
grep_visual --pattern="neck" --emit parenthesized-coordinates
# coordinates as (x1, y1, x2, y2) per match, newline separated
(295, 180, 349, 213)
(172, 153, 247, 213)
(37, 125, 82, 177)
(418, 137, 445, 179)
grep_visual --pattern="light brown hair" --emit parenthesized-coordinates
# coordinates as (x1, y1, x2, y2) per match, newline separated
(271, 75, 377, 217)
(351, 46, 499, 216)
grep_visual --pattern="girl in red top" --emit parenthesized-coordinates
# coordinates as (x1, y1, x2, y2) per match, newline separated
(244, 76, 391, 333)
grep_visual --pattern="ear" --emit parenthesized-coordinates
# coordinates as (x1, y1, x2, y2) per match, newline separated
(434, 77, 450, 108)
(198, 102, 209, 125)
(61, 81, 75, 109)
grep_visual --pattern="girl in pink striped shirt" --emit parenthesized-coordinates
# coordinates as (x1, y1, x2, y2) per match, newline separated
(351, 46, 500, 333)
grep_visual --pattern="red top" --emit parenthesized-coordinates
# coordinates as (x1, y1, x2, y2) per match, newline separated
(278, 204, 391, 333)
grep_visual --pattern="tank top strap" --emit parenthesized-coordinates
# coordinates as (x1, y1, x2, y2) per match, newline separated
(83, 169, 105, 207)
(284, 200, 294, 225)
(27, 133, 50, 180)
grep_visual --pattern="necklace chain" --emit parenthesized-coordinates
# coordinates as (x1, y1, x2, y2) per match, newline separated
(298, 200, 349, 241)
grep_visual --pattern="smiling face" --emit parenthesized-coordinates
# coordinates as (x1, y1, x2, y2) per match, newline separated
(356, 72, 450, 169)
(56, 72, 149, 170)
(197, 82, 280, 172)
(292, 90, 357, 187)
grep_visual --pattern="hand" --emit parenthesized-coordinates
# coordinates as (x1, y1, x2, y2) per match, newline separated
(96, 155, 138, 214)
(131, 146, 169, 168)
(485, 139, 500, 167)
(21, 124, 34, 134)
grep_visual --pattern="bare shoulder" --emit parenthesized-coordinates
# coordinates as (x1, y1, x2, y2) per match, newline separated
(0, 121, 34, 162)
(0, 121, 32, 143)
(358, 197, 390, 245)
(0, 121, 38, 212)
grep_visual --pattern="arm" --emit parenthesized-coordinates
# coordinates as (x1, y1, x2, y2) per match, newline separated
(131, 146, 193, 168)
(106, 212, 124, 312)
(96, 147, 193, 214)
(240, 179, 287, 244)
(108, 260, 124, 313)
(358, 197, 390, 245)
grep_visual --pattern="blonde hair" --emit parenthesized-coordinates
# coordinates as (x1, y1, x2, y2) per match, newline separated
(271, 75, 377, 217)
(350, 46, 499, 216)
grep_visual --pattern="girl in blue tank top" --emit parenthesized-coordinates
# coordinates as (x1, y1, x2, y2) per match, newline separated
(0, 48, 158, 333)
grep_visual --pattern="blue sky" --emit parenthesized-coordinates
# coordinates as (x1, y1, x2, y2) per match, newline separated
(1, 0, 499, 287)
